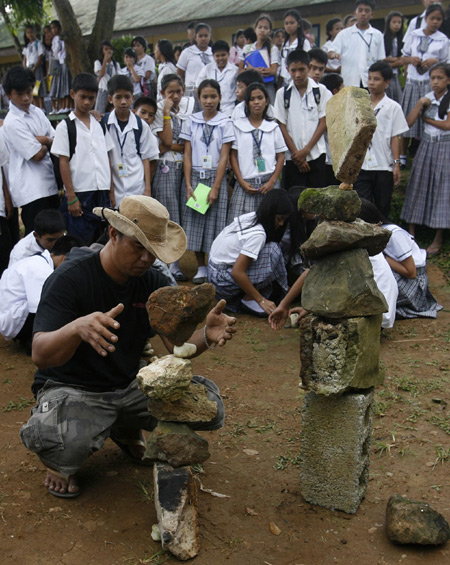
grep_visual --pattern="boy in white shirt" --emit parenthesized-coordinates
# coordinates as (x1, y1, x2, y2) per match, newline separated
(2, 66, 59, 235)
(51, 73, 114, 245)
(196, 40, 238, 117)
(231, 69, 275, 121)
(105, 75, 159, 207)
(327, 0, 386, 87)
(353, 62, 409, 217)
(274, 50, 328, 189)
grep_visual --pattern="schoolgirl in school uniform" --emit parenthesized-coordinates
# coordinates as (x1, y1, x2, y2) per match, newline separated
(228, 83, 287, 223)
(22, 25, 47, 109)
(384, 11, 404, 103)
(155, 40, 177, 101)
(239, 14, 281, 104)
(279, 9, 311, 86)
(49, 20, 71, 113)
(152, 74, 195, 280)
(120, 48, 145, 98)
(132, 36, 156, 98)
(401, 63, 450, 256)
(177, 23, 213, 99)
(322, 18, 343, 74)
(180, 79, 234, 284)
(94, 40, 121, 113)
(208, 190, 294, 317)
(229, 30, 245, 66)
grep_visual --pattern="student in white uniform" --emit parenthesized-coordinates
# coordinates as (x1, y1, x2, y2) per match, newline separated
(0, 235, 79, 354)
(369, 251, 398, 329)
(180, 79, 234, 284)
(196, 41, 238, 117)
(152, 74, 195, 281)
(177, 23, 213, 98)
(327, 1, 385, 87)
(280, 9, 312, 86)
(231, 69, 274, 121)
(105, 75, 159, 209)
(229, 83, 287, 223)
(322, 18, 343, 74)
(0, 129, 12, 275)
(383, 11, 405, 104)
(155, 40, 177, 101)
(94, 40, 121, 114)
(120, 48, 145, 98)
(353, 62, 409, 218)
(22, 24, 47, 109)
(274, 50, 328, 190)
(2, 66, 59, 235)
(403, 0, 434, 44)
(132, 36, 156, 99)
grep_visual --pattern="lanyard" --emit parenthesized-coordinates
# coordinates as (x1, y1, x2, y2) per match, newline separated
(115, 126, 129, 158)
(202, 124, 215, 153)
(251, 129, 264, 156)
(358, 31, 373, 51)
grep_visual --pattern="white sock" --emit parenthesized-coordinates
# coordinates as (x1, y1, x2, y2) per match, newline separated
(195, 266, 207, 278)
(241, 298, 265, 314)
(170, 261, 180, 273)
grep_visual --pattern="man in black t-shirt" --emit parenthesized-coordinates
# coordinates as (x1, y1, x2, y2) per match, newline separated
(20, 196, 237, 498)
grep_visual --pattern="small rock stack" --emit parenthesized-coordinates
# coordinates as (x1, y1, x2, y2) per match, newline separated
(297, 188, 391, 514)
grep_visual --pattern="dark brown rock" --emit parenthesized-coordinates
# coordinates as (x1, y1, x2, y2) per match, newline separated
(298, 187, 361, 222)
(147, 283, 216, 346)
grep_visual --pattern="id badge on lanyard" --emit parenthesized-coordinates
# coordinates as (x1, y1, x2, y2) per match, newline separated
(202, 124, 215, 169)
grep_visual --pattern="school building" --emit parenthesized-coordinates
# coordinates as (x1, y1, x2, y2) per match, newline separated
(0, 0, 426, 66)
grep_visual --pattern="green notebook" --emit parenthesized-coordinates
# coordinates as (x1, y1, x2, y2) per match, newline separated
(186, 182, 212, 214)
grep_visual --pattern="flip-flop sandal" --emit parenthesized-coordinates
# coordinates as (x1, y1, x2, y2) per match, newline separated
(45, 467, 80, 498)
(109, 431, 153, 466)
(427, 246, 441, 256)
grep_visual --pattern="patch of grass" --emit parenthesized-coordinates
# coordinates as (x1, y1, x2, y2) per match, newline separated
(430, 415, 450, 435)
(2, 397, 34, 412)
(228, 422, 247, 437)
(274, 451, 301, 470)
(137, 480, 153, 503)
(432, 445, 450, 469)
(395, 376, 419, 396)
(246, 420, 276, 434)
(190, 463, 204, 475)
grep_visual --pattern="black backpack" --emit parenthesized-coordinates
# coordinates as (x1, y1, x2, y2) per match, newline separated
(283, 85, 321, 109)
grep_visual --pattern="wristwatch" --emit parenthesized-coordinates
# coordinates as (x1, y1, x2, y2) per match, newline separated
(393, 159, 401, 165)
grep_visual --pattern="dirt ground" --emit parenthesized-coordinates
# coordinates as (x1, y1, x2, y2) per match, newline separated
(0, 255, 449, 565)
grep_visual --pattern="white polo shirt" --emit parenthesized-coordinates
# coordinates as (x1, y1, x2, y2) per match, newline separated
(369, 252, 398, 329)
(232, 118, 287, 179)
(402, 29, 449, 82)
(51, 112, 114, 193)
(3, 103, 58, 207)
(23, 40, 45, 67)
(196, 62, 238, 117)
(177, 45, 213, 87)
(231, 101, 274, 121)
(209, 212, 266, 263)
(403, 10, 427, 44)
(179, 111, 234, 171)
(0, 250, 53, 340)
(94, 59, 121, 91)
(136, 54, 156, 82)
(422, 91, 450, 136)
(51, 35, 66, 64)
(330, 25, 385, 87)
(280, 37, 312, 81)
(362, 95, 409, 172)
(321, 39, 341, 72)
(274, 78, 327, 161)
(107, 110, 159, 205)
(8, 232, 43, 266)
(153, 97, 196, 161)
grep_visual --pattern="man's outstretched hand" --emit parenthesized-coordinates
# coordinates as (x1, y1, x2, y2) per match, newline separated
(205, 299, 237, 347)
(73, 303, 124, 357)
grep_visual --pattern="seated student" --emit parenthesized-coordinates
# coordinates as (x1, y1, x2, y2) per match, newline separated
(208, 191, 295, 317)
(105, 75, 159, 207)
(320, 73, 344, 185)
(231, 69, 274, 121)
(2, 66, 59, 235)
(9, 209, 66, 266)
(195, 40, 238, 117)
(51, 73, 115, 246)
(359, 199, 442, 320)
(308, 48, 329, 84)
(120, 48, 145, 98)
(0, 235, 79, 354)
(274, 50, 328, 190)
(353, 61, 408, 218)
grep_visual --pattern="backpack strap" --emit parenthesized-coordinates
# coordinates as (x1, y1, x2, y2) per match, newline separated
(312, 87, 321, 106)
(65, 117, 77, 161)
(415, 15, 422, 30)
(133, 114, 143, 157)
(99, 120, 107, 135)
(283, 86, 292, 109)
(102, 112, 110, 130)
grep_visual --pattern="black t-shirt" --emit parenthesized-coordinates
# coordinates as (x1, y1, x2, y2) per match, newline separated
(32, 249, 169, 395)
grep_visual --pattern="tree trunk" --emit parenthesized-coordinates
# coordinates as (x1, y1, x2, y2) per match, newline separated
(87, 0, 118, 65)
(0, 5, 22, 58)
(52, 0, 92, 75)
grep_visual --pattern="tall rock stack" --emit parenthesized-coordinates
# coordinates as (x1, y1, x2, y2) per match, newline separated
(297, 87, 388, 514)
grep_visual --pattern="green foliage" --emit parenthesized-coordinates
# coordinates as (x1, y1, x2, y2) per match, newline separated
(111, 35, 134, 67)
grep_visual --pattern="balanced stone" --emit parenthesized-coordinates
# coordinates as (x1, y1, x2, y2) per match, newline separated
(298, 186, 361, 222)
(146, 383, 218, 423)
(301, 248, 388, 318)
(144, 422, 210, 467)
(137, 355, 192, 402)
(147, 283, 216, 346)
(153, 463, 200, 560)
(301, 219, 391, 259)
(327, 87, 377, 184)
(300, 314, 384, 395)
(386, 494, 450, 545)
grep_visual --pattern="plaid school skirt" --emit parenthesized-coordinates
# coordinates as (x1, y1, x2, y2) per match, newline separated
(152, 160, 184, 225)
(394, 266, 443, 319)
(401, 80, 430, 139)
(401, 134, 450, 228)
(207, 242, 288, 312)
(50, 62, 71, 99)
(181, 169, 228, 253)
(386, 74, 402, 104)
(227, 174, 281, 225)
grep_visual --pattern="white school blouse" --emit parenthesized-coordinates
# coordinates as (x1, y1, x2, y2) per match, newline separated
(240, 42, 281, 68)
(274, 78, 327, 161)
(382, 224, 426, 268)
(179, 112, 234, 171)
(422, 91, 450, 137)
(330, 25, 385, 87)
(94, 59, 121, 91)
(157, 62, 178, 99)
(51, 34, 66, 64)
(120, 65, 145, 96)
(195, 62, 238, 117)
(361, 95, 409, 172)
(369, 252, 398, 329)
(3, 103, 57, 207)
(8, 232, 44, 267)
(209, 212, 266, 263)
(136, 54, 156, 83)
(177, 45, 213, 87)
(51, 112, 115, 193)
(0, 128, 8, 218)
(403, 10, 427, 44)
(23, 40, 45, 68)
(280, 36, 312, 80)
(231, 101, 275, 121)
(0, 250, 53, 340)
(232, 118, 287, 179)
(153, 96, 196, 161)
(402, 29, 449, 82)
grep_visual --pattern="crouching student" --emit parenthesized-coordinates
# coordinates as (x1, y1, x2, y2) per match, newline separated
(51, 73, 115, 245)
(208, 191, 294, 317)
(0, 235, 79, 354)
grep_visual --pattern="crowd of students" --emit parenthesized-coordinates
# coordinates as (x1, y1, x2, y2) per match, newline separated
(0, 0, 447, 350)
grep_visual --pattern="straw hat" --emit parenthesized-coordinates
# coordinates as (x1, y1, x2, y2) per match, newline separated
(93, 196, 186, 263)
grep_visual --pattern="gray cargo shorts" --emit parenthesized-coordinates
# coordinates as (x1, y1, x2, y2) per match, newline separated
(20, 376, 224, 476)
